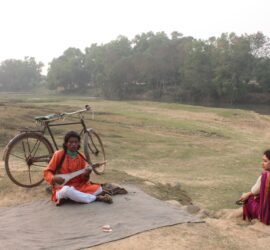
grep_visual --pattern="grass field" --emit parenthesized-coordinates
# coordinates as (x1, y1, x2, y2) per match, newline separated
(1, 93, 270, 211)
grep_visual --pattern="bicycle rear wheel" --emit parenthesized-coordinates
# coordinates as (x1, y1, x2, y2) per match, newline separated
(4, 132, 54, 188)
(83, 129, 106, 175)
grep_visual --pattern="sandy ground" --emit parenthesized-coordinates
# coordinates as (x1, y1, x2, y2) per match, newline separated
(90, 208, 270, 250)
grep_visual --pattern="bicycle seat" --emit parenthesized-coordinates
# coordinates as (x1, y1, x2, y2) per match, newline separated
(34, 113, 63, 121)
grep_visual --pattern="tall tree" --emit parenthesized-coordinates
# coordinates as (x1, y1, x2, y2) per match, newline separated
(213, 33, 254, 103)
(181, 39, 216, 102)
(47, 48, 88, 91)
(85, 36, 133, 98)
(0, 57, 43, 91)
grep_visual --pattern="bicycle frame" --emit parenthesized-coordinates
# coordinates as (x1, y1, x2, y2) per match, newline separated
(2, 105, 106, 188)
(42, 117, 88, 151)
(17, 105, 92, 152)
(2, 116, 88, 162)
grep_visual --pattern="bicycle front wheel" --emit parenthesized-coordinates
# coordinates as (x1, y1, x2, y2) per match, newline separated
(4, 132, 54, 188)
(83, 129, 106, 175)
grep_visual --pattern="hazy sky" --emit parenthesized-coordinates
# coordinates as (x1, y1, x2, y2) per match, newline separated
(0, 0, 269, 68)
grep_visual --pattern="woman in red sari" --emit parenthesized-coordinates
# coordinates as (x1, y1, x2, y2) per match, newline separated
(44, 131, 112, 206)
(240, 150, 270, 224)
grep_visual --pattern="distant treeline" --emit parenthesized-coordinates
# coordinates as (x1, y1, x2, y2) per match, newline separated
(1, 31, 270, 104)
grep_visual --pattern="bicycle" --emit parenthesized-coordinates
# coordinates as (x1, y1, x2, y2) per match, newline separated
(2, 105, 106, 188)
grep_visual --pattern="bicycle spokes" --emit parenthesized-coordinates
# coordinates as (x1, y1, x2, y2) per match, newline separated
(87, 142, 99, 156)
(83, 129, 106, 175)
(5, 133, 53, 187)
(20, 138, 50, 166)
(28, 167, 32, 184)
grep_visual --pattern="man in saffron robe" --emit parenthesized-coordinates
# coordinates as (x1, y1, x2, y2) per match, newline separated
(44, 131, 112, 205)
(240, 150, 270, 225)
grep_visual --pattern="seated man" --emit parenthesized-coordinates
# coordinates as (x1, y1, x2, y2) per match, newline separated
(44, 131, 112, 206)
(240, 150, 270, 225)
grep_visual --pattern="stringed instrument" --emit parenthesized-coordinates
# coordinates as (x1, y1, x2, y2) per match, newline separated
(54, 161, 106, 187)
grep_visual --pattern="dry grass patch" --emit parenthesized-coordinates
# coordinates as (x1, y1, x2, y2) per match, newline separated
(1, 95, 270, 212)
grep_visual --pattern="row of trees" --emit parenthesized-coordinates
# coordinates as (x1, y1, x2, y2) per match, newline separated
(1, 31, 270, 104)
(0, 57, 43, 91)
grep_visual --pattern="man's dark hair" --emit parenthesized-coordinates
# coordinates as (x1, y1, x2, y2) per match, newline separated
(264, 150, 270, 160)
(63, 131, 81, 151)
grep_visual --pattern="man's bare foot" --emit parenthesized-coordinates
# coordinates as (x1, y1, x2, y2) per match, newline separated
(96, 194, 113, 204)
(55, 199, 64, 206)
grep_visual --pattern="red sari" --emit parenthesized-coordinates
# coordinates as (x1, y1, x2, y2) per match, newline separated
(243, 171, 270, 225)
(44, 150, 100, 202)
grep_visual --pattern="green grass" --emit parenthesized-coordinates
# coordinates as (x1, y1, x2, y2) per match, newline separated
(0, 93, 270, 211)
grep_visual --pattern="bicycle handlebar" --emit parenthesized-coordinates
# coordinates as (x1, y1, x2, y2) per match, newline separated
(61, 105, 91, 116)
(34, 105, 92, 122)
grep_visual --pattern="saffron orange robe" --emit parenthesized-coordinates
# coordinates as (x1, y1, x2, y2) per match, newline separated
(44, 150, 101, 202)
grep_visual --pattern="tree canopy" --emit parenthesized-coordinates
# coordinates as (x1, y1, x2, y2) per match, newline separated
(0, 57, 43, 91)
(2, 31, 270, 104)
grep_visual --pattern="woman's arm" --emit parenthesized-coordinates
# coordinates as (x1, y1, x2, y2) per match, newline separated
(241, 175, 261, 201)
(241, 191, 253, 201)
(251, 175, 261, 195)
